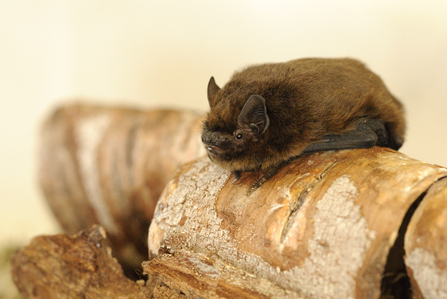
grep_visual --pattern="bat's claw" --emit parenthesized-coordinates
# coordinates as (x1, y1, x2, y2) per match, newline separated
(232, 171, 241, 183)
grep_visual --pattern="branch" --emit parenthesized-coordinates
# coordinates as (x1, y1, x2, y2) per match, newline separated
(11, 225, 152, 298)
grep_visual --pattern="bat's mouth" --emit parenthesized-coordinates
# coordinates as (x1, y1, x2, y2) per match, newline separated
(205, 145, 228, 156)
(201, 130, 233, 157)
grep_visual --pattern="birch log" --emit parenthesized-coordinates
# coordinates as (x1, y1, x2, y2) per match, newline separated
(146, 148, 447, 299)
(405, 177, 447, 299)
(34, 103, 447, 298)
(38, 103, 205, 273)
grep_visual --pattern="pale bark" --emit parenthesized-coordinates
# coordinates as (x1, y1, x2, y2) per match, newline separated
(38, 103, 205, 273)
(147, 148, 447, 298)
(405, 178, 447, 299)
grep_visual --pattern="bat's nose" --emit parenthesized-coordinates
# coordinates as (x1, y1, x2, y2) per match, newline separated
(201, 132, 212, 145)
(201, 131, 230, 154)
(201, 131, 221, 146)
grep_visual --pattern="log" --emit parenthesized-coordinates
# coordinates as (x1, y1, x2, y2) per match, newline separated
(32, 104, 447, 298)
(405, 177, 447, 299)
(38, 103, 205, 273)
(146, 148, 447, 298)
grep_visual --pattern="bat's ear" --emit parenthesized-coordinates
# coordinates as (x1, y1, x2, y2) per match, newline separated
(238, 95, 270, 139)
(207, 77, 221, 108)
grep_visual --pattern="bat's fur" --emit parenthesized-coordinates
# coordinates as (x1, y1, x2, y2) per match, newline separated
(202, 58, 405, 174)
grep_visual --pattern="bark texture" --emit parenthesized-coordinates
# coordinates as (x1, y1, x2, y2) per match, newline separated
(29, 104, 447, 298)
(405, 177, 447, 299)
(147, 148, 447, 299)
(11, 225, 152, 299)
(38, 103, 205, 273)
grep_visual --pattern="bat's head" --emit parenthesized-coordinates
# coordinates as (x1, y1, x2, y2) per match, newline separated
(201, 77, 270, 172)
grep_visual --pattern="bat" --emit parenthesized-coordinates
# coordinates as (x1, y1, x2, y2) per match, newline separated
(201, 58, 406, 181)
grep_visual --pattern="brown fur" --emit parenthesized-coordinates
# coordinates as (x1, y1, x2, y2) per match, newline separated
(202, 58, 406, 173)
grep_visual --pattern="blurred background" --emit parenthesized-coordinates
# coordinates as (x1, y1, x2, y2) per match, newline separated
(1, 0, 447, 264)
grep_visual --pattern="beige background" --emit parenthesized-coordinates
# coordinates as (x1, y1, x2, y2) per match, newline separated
(1, 1, 447, 245)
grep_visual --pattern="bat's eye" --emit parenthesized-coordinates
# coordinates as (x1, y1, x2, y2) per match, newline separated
(236, 133, 243, 140)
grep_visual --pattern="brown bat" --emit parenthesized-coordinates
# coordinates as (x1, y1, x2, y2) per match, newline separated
(201, 58, 406, 180)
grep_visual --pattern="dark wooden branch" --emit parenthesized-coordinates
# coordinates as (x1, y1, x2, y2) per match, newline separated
(11, 225, 152, 298)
